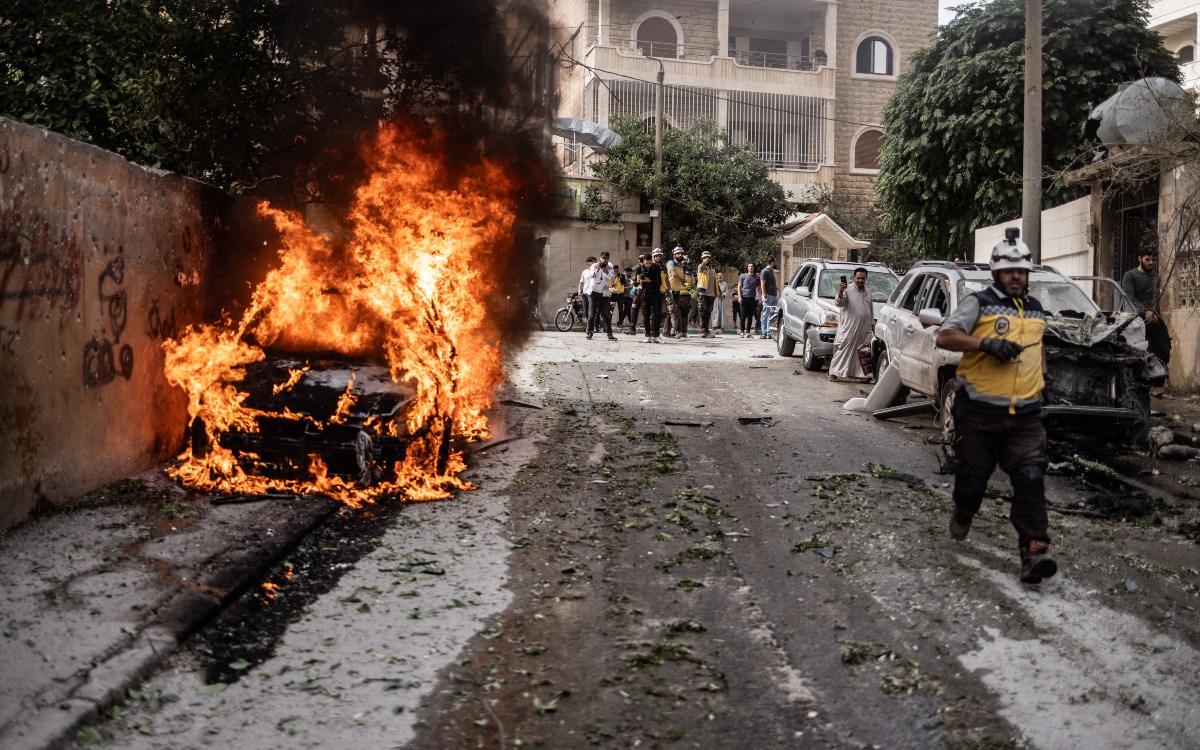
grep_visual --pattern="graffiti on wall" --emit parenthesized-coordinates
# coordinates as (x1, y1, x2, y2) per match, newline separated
(0, 324, 16, 356)
(83, 245, 134, 387)
(0, 202, 83, 325)
(146, 297, 177, 341)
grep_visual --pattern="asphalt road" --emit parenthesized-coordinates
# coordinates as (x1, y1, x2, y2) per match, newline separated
(74, 331, 1200, 749)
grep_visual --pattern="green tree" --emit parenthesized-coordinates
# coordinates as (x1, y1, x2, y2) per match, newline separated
(0, 1, 521, 205)
(876, 0, 1178, 259)
(582, 117, 794, 267)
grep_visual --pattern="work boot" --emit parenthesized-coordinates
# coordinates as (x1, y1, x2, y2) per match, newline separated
(1019, 540, 1057, 584)
(607, 334, 617, 341)
(949, 510, 973, 541)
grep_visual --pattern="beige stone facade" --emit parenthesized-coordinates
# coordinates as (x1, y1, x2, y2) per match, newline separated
(537, 0, 937, 316)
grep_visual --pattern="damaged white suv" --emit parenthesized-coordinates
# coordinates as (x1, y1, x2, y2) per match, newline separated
(872, 261, 1165, 445)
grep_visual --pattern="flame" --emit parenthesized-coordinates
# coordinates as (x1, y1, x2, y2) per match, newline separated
(163, 123, 520, 506)
(261, 581, 281, 604)
(273, 365, 310, 395)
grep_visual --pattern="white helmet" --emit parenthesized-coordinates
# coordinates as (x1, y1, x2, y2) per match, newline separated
(990, 228, 1032, 271)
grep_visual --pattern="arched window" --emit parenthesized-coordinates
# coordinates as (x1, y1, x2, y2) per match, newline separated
(636, 17, 679, 58)
(852, 128, 884, 172)
(1178, 45, 1195, 64)
(855, 36, 894, 76)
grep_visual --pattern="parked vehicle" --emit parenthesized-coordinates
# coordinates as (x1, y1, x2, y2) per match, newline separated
(776, 259, 900, 370)
(872, 261, 1163, 445)
(554, 292, 585, 332)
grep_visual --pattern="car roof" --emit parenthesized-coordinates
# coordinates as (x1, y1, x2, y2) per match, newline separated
(907, 260, 1069, 281)
(799, 258, 890, 267)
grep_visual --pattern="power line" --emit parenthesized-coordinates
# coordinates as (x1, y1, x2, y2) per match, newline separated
(557, 50, 886, 131)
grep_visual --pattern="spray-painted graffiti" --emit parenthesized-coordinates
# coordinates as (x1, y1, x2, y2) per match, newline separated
(83, 337, 134, 386)
(146, 298, 177, 341)
(84, 245, 133, 387)
(0, 200, 83, 323)
(0, 324, 16, 356)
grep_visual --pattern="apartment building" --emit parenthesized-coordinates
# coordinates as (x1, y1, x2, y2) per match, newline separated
(537, 0, 936, 314)
(1151, 0, 1199, 89)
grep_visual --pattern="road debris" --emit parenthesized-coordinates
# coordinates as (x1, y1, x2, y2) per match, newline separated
(738, 416, 776, 426)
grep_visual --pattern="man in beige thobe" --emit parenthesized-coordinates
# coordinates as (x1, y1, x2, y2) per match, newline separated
(829, 267, 874, 381)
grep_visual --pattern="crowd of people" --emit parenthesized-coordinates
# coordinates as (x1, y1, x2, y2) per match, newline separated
(574, 247, 783, 343)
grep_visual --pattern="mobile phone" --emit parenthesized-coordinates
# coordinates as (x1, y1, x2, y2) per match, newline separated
(840, 275, 847, 284)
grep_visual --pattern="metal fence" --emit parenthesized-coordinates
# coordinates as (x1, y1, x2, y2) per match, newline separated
(727, 91, 827, 170)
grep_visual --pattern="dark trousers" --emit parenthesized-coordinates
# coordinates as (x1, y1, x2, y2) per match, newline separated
(1147, 321, 1172, 385)
(738, 298, 757, 333)
(952, 405, 1049, 549)
(630, 291, 643, 330)
(672, 292, 689, 334)
(698, 295, 714, 333)
(643, 291, 663, 338)
(587, 292, 611, 335)
(616, 295, 631, 326)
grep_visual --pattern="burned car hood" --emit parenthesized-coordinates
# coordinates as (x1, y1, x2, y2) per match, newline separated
(1044, 312, 1166, 378)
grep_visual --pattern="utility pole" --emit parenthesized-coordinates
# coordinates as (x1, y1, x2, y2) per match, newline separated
(652, 59, 665, 251)
(1022, 0, 1043, 263)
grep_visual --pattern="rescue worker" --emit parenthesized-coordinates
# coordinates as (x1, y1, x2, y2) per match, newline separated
(934, 229, 1057, 584)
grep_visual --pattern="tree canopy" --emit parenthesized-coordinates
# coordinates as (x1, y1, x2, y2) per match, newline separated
(581, 118, 794, 267)
(876, 0, 1179, 258)
(0, 0, 521, 207)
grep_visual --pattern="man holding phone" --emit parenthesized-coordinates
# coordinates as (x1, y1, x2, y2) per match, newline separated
(828, 268, 874, 380)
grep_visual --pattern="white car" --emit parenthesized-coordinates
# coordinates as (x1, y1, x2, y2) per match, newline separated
(872, 261, 1163, 445)
(776, 259, 899, 370)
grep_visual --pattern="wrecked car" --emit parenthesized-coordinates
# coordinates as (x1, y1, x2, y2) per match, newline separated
(188, 356, 421, 488)
(872, 261, 1164, 445)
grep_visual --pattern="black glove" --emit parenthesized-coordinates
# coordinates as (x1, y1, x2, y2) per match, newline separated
(979, 337, 1022, 363)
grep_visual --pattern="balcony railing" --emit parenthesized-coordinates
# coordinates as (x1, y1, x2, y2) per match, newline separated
(732, 49, 827, 71)
(610, 37, 717, 62)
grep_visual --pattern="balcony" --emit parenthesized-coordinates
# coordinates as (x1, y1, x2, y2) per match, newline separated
(585, 40, 835, 97)
(731, 49, 828, 72)
(1181, 60, 1200, 91)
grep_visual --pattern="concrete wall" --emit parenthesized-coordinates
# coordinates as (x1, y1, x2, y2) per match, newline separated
(972, 197, 1092, 275)
(1155, 167, 1200, 390)
(0, 118, 220, 528)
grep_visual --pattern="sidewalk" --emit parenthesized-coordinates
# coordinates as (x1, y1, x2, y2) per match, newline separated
(0, 471, 337, 750)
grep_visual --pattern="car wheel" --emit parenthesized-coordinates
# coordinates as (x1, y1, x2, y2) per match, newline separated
(1130, 386, 1152, 446)
(801, 328, 821, 371)
(937, 378, 957, 447)
(873, 347, 909, 407)
(777, 325, 796, 357)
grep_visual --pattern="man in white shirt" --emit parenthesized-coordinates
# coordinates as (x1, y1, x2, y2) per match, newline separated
(577, 256, 596, 327)
(586, 252, 616, 340)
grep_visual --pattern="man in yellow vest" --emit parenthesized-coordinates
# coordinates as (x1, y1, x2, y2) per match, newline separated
(695, 252, 717, 337)
(935, 229, 1056, 584)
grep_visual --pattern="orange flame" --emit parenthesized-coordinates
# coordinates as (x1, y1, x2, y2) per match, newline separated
(163, 123, 520, 506)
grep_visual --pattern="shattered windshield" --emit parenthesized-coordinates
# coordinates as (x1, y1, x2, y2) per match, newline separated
(956, 279, 1099, 317)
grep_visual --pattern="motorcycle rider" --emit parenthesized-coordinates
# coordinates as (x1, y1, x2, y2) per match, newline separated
(934, 229, 1056, 584)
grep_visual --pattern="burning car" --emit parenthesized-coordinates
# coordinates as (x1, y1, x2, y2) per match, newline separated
(162, 125, 522, 506)
(872, 261, 1165, 446)
(188, 357, 432, 490)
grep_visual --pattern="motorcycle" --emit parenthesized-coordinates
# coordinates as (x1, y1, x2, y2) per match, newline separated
(553, 291, 586, 332)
